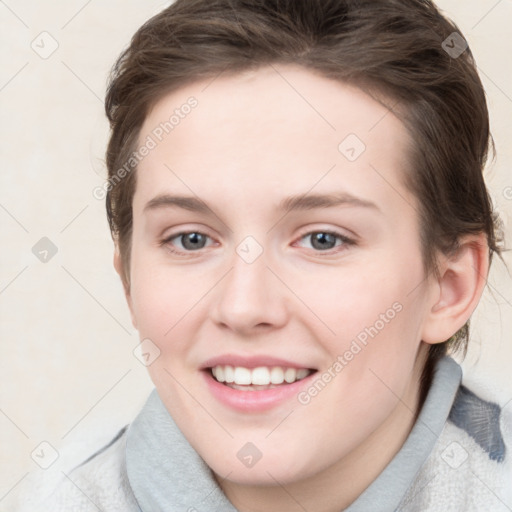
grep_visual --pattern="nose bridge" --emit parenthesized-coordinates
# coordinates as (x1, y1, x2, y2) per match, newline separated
(212, 241, 288, 332)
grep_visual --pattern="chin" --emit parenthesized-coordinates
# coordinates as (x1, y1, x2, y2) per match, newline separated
(204, 446, 320, 486)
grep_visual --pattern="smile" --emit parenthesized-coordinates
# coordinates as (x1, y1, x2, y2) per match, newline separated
(201, 358, 317, 412)
(211, 365, 313, 390)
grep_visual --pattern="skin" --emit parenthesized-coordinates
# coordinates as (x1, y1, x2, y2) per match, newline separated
(114, 64, 488, 512)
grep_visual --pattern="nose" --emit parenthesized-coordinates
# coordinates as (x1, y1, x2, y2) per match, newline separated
(210, 249, 289, 336)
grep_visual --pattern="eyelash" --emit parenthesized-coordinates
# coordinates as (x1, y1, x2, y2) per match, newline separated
(160, 229, 356, 256)
(294, 229, 355, 254)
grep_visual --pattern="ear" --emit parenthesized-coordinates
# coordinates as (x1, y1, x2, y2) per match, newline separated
(113, 245, 138, 330)
(421, 233, 489, 345)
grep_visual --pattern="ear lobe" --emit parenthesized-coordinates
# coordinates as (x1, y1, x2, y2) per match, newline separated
(421, 233, 489, 345)
(113, 246, 138, 330)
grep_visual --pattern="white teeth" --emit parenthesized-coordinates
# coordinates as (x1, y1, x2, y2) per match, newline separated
(210, 365, 312, 386)
(270, 367, 284, 384)
(251, 367, 270, 385)
(213, 366, 225, 382)
(284, 368, 296, 383)
(233, 367, 252, 385)
(224, 365, 235, 383)
(296, 369, 309, 380)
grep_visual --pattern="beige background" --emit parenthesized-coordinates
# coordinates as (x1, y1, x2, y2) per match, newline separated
(1, 0, 511, 509)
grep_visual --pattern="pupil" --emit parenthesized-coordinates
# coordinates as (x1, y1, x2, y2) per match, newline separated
(312, 233, 335, 250)
(182, 233, 205, 250)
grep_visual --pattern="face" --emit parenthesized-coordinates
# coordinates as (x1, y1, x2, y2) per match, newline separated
(123, 64, 436, 486)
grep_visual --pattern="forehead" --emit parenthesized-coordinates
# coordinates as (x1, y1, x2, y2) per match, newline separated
(135, 64, 414, 215)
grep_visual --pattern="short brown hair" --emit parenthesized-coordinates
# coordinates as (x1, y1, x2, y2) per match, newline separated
(104, 0, 501, 400)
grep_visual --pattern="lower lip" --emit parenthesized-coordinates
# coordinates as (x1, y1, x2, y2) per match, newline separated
(202, 370, 316, 412)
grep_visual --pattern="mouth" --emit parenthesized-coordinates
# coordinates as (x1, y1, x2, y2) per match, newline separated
(209, 365, 316, 391)
(200, 355, 319, 411)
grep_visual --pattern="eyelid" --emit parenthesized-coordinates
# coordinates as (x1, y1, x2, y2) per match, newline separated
(163, 230, 213, 243)
(295, 225, 356, 242)
(161, 228, 217, 255)
(292, 228, 356, 254)
(161, 224, 215, 242)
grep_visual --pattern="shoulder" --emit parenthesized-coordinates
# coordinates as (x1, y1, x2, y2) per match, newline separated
(400, 385, 512, 511)
(18, 426, 140, 512)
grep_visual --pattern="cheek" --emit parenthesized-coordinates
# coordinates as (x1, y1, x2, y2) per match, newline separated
(128, 253, 196, 352)
(298, 254, 427, 394)
(297, 260, 421, 347)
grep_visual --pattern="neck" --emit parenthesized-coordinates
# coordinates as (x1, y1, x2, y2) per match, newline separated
(217, 348, 429, 512)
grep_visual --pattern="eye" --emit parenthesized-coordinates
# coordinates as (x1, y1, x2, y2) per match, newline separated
(163, 231, 214, 253)
(295, 231, 354, 252)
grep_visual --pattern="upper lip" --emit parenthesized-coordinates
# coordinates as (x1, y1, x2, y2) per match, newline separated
(200, 354, 316, 370)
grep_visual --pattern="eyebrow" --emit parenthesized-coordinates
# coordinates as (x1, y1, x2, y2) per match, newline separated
(143, 192, 380, 215)
(144, 195, 211, 214)
(279, 192, 380, 212)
